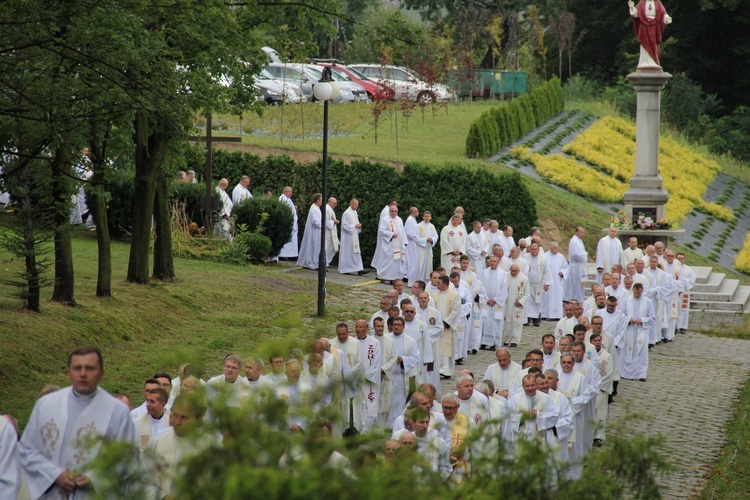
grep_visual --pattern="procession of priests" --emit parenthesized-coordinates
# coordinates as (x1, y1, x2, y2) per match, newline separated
(0, 197, 696, 495)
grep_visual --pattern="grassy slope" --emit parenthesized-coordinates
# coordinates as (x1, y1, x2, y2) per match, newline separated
(0, 224, 338, 424)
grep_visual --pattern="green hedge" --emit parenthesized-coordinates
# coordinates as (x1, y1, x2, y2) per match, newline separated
(103, 151, 538, 266)
(465, 77, 565, 158)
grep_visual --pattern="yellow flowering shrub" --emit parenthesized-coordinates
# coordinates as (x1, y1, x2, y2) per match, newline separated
(511, 147, 626, 202)
(734, 232, 750, 273)
(560, 116, 730, 224)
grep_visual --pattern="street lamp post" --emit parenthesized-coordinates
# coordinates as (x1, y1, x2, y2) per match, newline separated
(313, 68, 339, 317)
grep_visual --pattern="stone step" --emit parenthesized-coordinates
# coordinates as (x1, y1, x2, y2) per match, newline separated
(688, 309, 745, 329)
(690, 296, 746, 312)
(693, 266, 712, 285)
(691, 278, 739, 302)
(692, 272, 725, 293)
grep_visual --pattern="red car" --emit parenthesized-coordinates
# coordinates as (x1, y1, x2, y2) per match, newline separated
(317, 63, 393, 101)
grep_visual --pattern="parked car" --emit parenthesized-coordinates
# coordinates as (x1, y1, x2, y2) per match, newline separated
(254, 69, 304, 105)
(316, 63, 392, 101)
(286, 63, 368, 103)
(347, 64, 453, 103)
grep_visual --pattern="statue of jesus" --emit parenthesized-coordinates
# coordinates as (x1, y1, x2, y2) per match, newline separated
(628, 0, 672, 69)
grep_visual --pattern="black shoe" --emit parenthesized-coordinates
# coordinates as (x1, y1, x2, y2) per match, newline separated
(503, 343, 509, 347)
(380, 279, 393, 285)
(440, 374, 451, 380)
(472, 349, 478, 354)
(533, 322, 540, 327)
(489, 345, 496, 351)
(639, 378, 647, 382)
(456, 358, 463, 365)
(358, 269, 370, 275)
(648, 344, 654, 349)
(593, 439, 603, 448)
(509, 343, 518, 348)
(480, 345, 487, 351)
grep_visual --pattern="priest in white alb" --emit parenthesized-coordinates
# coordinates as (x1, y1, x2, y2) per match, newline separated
(408, 211, 438, 283)
(479, 255, 509, 349)
(564, 227, 588, 302)
(387, 318, 420, 427)
(433, 275, 462, 379)
(465, 220, 488, 273)
(18, 347, 137, 499)
(523, 242, 551, 326)
(373, 205, 407, 283)
(619, 283, 654, 380)
(330, 324, 365, 432)
(440, 213, 467, 272)
(595, 227, 623, 284)
(354, 320, 383, 432)
(278, 186, 299, 259)
(404, 207, 420, 280)
(338, 199, 364, 274)
(325, 197, 340, 266)
(296, 194, 324, 270)
(542, 242, 568, 320)
(503, 264, 530, 347)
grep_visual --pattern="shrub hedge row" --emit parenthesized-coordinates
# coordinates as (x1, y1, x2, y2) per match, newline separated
(185, 152, 538, 265)
(105, 153, 538, 265)
(466, 77, 565, 158)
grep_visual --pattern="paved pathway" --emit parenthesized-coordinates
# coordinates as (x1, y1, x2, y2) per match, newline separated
(284, 265, 750, 499)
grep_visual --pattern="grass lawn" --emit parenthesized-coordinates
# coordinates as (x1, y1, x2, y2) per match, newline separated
(698, 376, 750, 497)
(205, 100, 499, 167)
(0, 220, 349, 426)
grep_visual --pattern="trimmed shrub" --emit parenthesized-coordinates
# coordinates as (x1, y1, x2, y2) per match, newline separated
(235, 231, 273, 264)
(171, 180, 219, 224)
(232, 198, 294, 258)
(466, 123, 485, 158)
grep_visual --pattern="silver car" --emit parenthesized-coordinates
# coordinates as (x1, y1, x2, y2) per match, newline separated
(347, 64, 453, 103)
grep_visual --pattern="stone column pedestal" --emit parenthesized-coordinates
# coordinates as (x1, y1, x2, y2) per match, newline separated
(623, 69, 672, 222)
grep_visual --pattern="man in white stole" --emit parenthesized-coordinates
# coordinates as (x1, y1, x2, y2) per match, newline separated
(18, 347, 137, 499)
(136, 388, 171, 450)
(0, 414, 21, 498)
(144, 393, 219, 499)
(595, 227, 623, 284)
(676, 253, 695, 332)
(402, 304, 429, 385)
(450, 271, 473, 362)
(503, 265, 530, 346)
(483, 348, 522, 399)
(459, 255, 484, 353)
(662, 249, 683, 340)
(508, 375, 559, 452)
(555, 353, 588, 480)
(465, 221, 488, 273)
(479, 256, 509, 349)
(433, 276, 462, 379)
(538, 372, 574, 466)
(338, 199, 363, 274)
(621, 236, 643, 267)
(278, 186, 299, 259)
(409, 212, 438, 283)
(524, 243, 551, 326)
(374, 205, 407, 282)
(404, 207, 420, 281)
(330, 323, 365, 432)
(564, 227, 588, 302)
(643, 255, 673, 345)
(372, 318, 397, 429)
(416, 292, 443, 390)
(619, 283, 654, 380)
(387, 318, 420, 427)
(354, 320, 383, 432)
(542, 242, 568, 320)
(440, 213, 466, 272)
(296, 195, 323, 270)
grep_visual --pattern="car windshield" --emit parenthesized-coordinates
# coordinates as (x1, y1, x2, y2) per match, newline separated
(257, 69, 275, 80)
(331, 69, 351, 82)
(346, 66, 370, 80)
(304, 68, 323, 80)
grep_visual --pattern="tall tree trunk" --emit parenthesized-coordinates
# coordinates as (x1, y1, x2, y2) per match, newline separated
(152, 171, 175, 280)
(127, 112, 167, 284)
(50, 145, 76, 305)
(20, 163, 41, 312)
(88, 126, 112, 297)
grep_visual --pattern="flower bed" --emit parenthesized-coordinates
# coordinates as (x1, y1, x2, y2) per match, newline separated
(560, 116, 729, 224)
(734, 232, 750, 273)
(511, 146, 626, 202)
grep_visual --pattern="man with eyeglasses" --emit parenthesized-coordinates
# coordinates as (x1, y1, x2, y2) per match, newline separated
(416, 292, 443, 390)
(590, 333, 613, 446)
(206, 354, 251, 408)
(620, 283, 653, 381)
(441, 393, 470, 485)
(372, 317, 397, 430)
